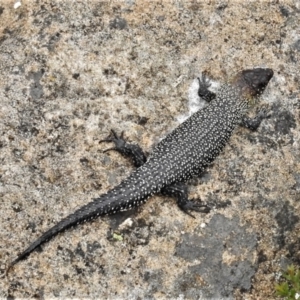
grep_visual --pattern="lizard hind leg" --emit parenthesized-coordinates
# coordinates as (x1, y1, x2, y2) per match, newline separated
(161, 182, 210, 218)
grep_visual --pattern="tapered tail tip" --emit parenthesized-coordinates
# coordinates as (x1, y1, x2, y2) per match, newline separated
(5, 258, 19, 275)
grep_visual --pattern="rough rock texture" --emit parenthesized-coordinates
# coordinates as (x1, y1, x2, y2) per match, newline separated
(0, 1, 299, 299)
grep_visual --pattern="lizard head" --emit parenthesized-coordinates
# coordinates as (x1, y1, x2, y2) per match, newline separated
(232, 68, 273, 106)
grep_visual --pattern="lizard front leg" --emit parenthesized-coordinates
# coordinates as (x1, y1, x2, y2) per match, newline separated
(197, 73, 216, 102)
(241, 106, 270, 131)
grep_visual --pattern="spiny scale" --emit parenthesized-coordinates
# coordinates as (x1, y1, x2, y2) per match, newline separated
(7, 68, 273, 271)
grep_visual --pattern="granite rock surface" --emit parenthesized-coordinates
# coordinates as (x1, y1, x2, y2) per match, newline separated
(0, 1, 299, 299)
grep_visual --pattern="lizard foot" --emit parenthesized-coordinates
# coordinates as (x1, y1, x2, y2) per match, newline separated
(99, 129, 126, 153)
(178, 199, 211, 219)
(100, 129, 147, 168)
(197, 73, 216, 102)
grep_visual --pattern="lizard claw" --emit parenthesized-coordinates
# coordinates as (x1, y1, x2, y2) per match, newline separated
(179, 199, 211, 218)
(256, 104, 271, 119)
(100, 130, 127, 153)
(197, 72, 211, 89)
(197, 73, 216, 102)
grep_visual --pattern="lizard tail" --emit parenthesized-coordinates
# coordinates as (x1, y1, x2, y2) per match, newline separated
(7, 161, 162, 273)
(7, 195, 107, 272)
(6, 186, 146, 272)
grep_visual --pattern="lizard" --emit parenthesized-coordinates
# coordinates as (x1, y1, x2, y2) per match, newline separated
(7, 67, 273, 272)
